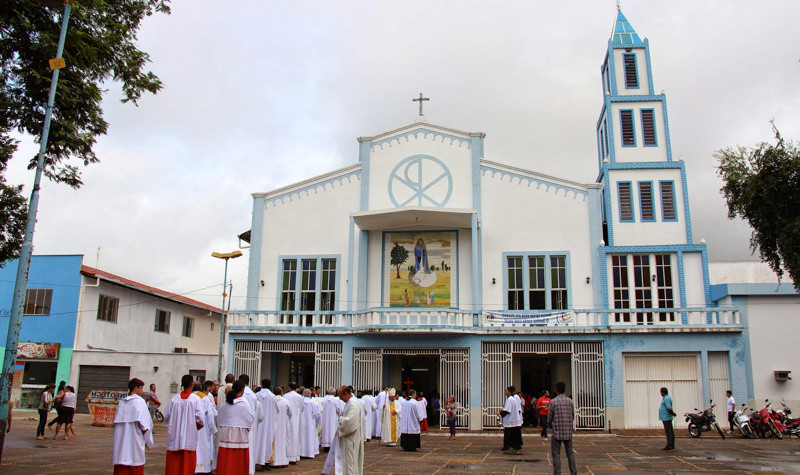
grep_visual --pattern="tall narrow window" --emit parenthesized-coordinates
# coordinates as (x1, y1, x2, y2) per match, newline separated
(154, 310, 170, 333)
(281, 260, 297, 311)
(603, 122, 609, 156)
(97, 294, 119, 323)
(620, 110, 635, 146)
(23, 288, 53, 315)
(550, 256, 568, 310)
(300, 259, 317, 326)
(618, 182, 634, 222)
(507, 256, 524, 310)
(320, 258, 336, 311)
(182, 316, 194, 338)
(612, 256, 630, 323)
(641, 109, 656, 145)
(638, 181, 655, 221)
(623, 53, 638, 88)
(660, 181, 676, 220)
(655, 255, 675, 322)
(528, 256, 546, 310)
(632, 255, 653, 324)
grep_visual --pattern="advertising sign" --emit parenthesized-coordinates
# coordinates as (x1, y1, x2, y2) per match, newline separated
(86, 389, 128, 427)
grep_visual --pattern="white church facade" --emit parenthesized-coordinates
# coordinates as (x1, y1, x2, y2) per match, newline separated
(228, 10, 746, 429)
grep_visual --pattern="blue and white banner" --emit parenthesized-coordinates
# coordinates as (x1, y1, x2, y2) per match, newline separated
(483, 310, 574, 325)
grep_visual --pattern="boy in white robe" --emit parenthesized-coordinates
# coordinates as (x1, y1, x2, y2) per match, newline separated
(284, 382, 304, 463)
(361, 391, 376, 442)
(300, 389, 321, 458)
(373, 388, 388, 438)
(320, 388, 340, 449)
(112, 378, 153, 474)
(163, 374, 205, 474)
(254, 379, 277, 468)
(271, 387, 292, 468)
(399, 390, 425, 452)
(380, 389, 401, 446)
(238, 374, 263, 475)
(194, 382, 218, 474)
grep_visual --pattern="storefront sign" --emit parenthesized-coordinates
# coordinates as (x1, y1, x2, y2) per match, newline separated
(483, 310, 574, 325)
(17, 342, 59, 359)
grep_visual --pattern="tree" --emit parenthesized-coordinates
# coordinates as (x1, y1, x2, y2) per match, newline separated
(715, 123, 800, 288)
(390, 243, 409, 279)
(0, 0, 171, 265)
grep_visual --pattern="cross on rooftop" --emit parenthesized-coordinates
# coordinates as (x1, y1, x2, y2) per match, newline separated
(412, 93, 429, 116)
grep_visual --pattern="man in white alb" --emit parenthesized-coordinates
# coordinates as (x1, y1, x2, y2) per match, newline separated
(163, 374, 205, 474)
(300, 388, 321, 458)
(112, 378, 153, 475)
(283, 382, 304, 463)
(254, 378, 277, 470)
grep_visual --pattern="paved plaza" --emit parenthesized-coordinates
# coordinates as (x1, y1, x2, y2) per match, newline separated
(2, 411, 799, 474)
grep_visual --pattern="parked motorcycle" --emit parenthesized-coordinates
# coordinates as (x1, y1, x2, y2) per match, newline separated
(750, 400, 782, 439)
(771, 401, 800, 438)
(685, 401, 725, 438)
(732, 403, 755, 438)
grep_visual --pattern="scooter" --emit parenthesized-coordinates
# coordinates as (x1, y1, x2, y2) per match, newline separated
(732, 403, 755, 438)
(685, 401, 725, 438)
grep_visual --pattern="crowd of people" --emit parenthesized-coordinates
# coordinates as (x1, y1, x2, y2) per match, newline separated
(109, 374, 455, 475)
(35, 380, 77, 440)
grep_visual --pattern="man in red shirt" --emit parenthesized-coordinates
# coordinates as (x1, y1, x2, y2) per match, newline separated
(535, 389, 551, 440)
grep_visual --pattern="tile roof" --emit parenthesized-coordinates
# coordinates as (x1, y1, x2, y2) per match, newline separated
(80, 265, 221, 314)
(612, 10, 643, 46)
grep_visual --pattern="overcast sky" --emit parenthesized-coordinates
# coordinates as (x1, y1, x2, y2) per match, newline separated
(6, 0, 800, 308)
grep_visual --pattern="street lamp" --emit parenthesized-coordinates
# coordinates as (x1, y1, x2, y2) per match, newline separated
(212, 250, 243, 383)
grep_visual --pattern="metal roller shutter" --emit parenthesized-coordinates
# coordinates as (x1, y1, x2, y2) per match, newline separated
(76, 365, 130, 413)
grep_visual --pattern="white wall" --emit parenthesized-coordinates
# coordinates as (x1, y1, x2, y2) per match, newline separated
(683, 253, 706, 307)
(612, 48, 651, 97)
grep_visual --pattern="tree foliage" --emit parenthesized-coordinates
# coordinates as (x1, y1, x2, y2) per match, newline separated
(390, 243, 409, 279)
(715, 123, 800, 288)
(0, 0, 170, 265)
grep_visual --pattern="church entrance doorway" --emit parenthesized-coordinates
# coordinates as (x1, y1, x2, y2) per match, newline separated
(232, 340, 342, 392)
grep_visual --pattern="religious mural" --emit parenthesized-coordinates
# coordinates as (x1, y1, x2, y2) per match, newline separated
(385, 231, 454, 307)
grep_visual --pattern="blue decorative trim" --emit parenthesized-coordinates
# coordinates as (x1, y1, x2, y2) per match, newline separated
(471, 214, 480, 311)
(264, 169, 361, 209)
(388, 154, 453, 208)
(601, 244, 706, 254)
(471, 135, 483, 312)
(359, 140, 371, 211)
(662, 95, 674, 161)
(480, 165, 588, 201)
(606, 161, 682, 170)
(640, 108, 658, 147)
(603, 172, 615, 246)
(358, 231, 368, 310)
(605, 97, 616, 164)
(501, 251, 572, 310)
(679, 162, 693, 243)
(611, 94, 667, 103)
(370, 128, 472, 151)
(347, 217, 355, 312)
(710, 283, 799, 301)
(619, 109, 636, 147)
(700, 246, 711, 305)
(637, 181, 656, 222)
(676, 250, 688, 324)
(617, 181, 635, 222)
(644, 39, 655, 95)
(623, 53, 639, 89)
(659, 180, 678, 222)
(246, 197, 265, 311)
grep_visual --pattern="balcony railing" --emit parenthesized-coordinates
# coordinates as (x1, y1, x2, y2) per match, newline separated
(227, 306, 740, 332)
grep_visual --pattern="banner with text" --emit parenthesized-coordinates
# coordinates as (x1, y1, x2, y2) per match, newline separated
(483, 310, 574, 325)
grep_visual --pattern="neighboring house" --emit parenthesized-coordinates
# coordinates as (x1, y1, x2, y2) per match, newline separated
(0, 255, 221, 411)
(227, 10, 746, 429)
(710, 262, 799, 408)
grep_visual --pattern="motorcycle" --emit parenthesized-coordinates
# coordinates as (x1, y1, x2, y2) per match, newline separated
(750, 400, 782, 439)
(685, 401, 725, 438)
(732, 403, 755, 438)
(771, 401, 800, 438)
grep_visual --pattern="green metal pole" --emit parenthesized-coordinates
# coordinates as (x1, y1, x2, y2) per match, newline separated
(0, 1, 73, 461)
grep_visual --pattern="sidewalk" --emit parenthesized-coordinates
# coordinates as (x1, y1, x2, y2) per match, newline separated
(2, 410, 798, 474)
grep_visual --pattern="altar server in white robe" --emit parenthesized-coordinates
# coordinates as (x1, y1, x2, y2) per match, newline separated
(112, 378, 153, 475)
(373, 388, 388, 439)
(360, 391, 376, 442)
(194, 382, 218, 474)
(322, 386, 364, 475)
(216, 381, 255, 475)
(284, 382, 304, 463)
(163, 374, 205, 474)
(300, 388, 321, 458)
(238, 375, 262, 475)
(254, 379, 277, 468)
(320, 388, 341, 449)
(399, 390, 425, 452)
(380, 389, 401, 446)
(271, 387, 292, 468)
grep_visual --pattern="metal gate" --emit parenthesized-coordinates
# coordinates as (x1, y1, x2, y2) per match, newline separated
(352, 347, 471, 428)
(480, 341, 605, 429)
(233, 340, 342, 389)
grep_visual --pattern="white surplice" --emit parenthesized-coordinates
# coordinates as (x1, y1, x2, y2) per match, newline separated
(271, 396, 292, 467)
(163, 392, 204, 451)
(254, 388, 278, 465)
(299, 396, 321, 458)
(320, 395, 342, 448)
(194, 392, 218, 473)
(283, 389, 304, 462)
(242, 385, 263, 474)
(112, 394, 153, 468)
(218, 397, 255, 449)
(360, 395, 376, 441)
(373, 390, 387, 438)
(399, 397, 424, 435)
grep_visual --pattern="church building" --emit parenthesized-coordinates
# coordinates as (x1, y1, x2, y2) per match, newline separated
(228, 10, 746, 429)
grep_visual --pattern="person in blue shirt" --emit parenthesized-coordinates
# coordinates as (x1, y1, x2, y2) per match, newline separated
(659, 387, 676, 450)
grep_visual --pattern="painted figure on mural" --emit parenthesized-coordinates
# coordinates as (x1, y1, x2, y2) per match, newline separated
(414, 239, 430, 274)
